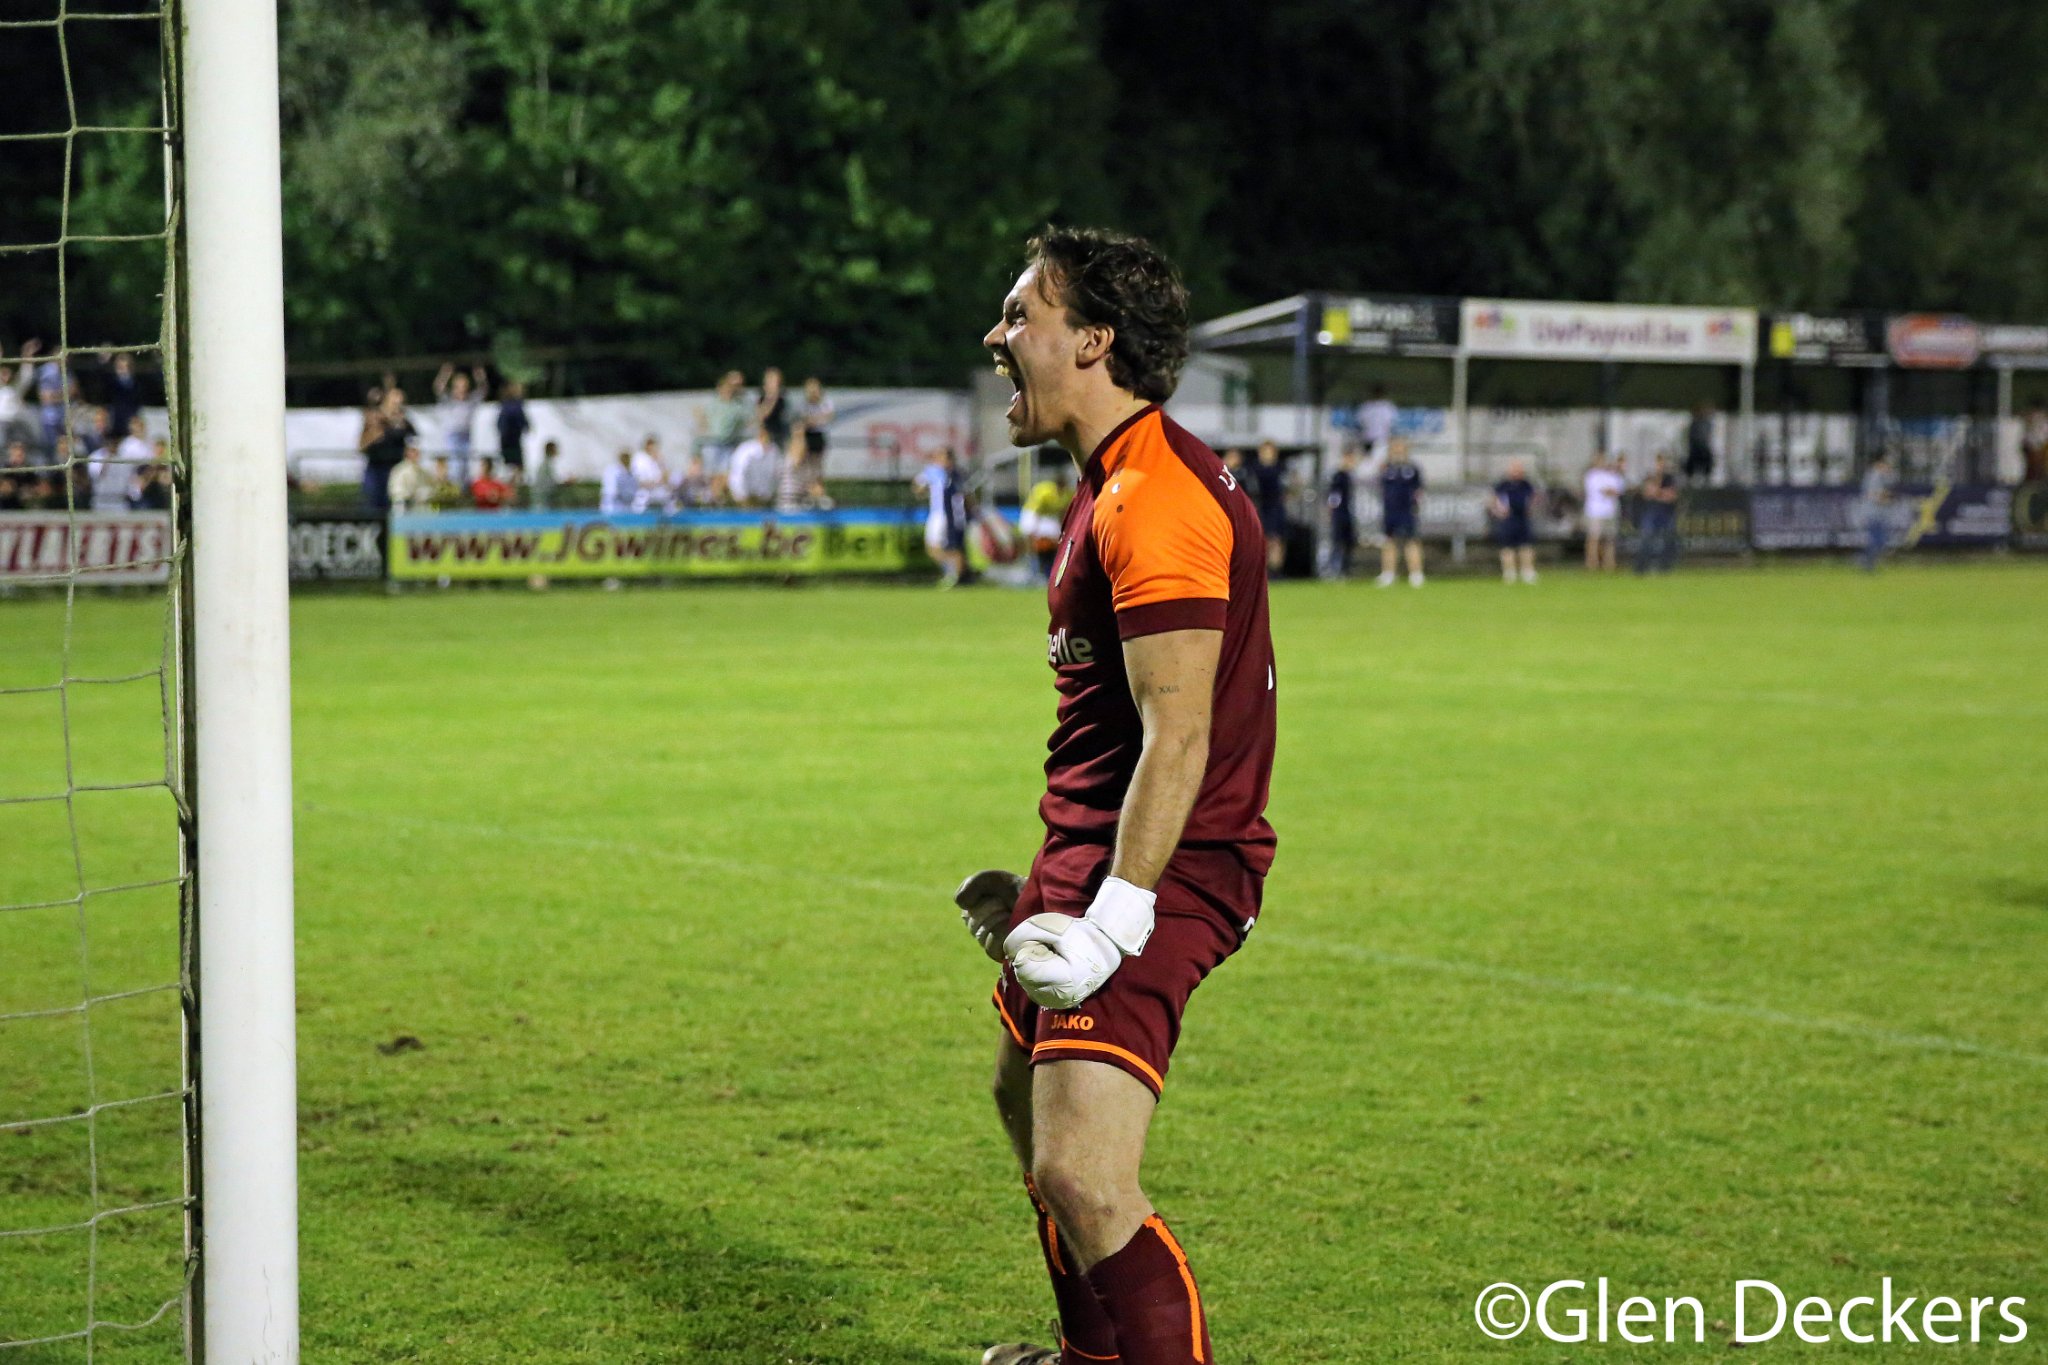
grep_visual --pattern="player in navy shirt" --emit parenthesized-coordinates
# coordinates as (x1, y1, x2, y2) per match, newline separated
(1376, 437, 1425, 587)
(1491, 457, 1538, 583)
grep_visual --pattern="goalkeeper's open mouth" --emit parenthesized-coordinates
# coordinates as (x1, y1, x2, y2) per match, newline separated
(995, 351, 1025, 421)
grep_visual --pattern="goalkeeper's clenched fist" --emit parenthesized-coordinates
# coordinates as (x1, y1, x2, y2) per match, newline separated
(1002, 876, 1154, 1010)
(958, 868, 1155, 1012)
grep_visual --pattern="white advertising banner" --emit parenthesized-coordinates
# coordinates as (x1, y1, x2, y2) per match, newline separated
(0, 511, 173, 584)
(285, 386, 972, 485)
(1462, 299, 1758, 365)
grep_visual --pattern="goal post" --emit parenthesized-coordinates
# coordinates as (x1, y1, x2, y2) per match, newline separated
(178, 0, 301, 1357)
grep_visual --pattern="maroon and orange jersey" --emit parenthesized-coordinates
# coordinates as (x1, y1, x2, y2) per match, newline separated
(1039, 405, 1277, 876)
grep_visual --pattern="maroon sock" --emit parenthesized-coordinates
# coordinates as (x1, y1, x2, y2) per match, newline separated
(1023, 1175, 1121, 1363)
(1083, 1216, 1211, 1365)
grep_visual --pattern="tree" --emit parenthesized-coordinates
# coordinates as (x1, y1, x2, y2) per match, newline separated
(277, 0, 471, 362)
(1430, 0, 1873, 307)
(429, 0, 1117, 386)
(1846, 0, 2048, 317)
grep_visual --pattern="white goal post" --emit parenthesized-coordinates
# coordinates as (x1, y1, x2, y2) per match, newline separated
(180, 0, 300, 1358)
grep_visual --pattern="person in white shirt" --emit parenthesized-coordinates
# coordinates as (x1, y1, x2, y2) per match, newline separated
(386, 444, 434, 512)
(87, 445, 135, 510)
(83, 415, 155, 511)
(0, 341, 40, 444)
(1582, 452, 1627, 571)
(433, 363, 488, 485)
(912, 447, 967, 587)
(726, 422, 780, 507)
(630, 435, 674, 513)
(115, 415, 152, 469)
(1355, 383, 1397, 461)
(599, 449, 638, 515)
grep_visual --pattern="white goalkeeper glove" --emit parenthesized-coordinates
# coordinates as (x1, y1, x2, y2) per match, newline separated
(955, 869, 1024, 964)
(1002, 876, 1156, 1011)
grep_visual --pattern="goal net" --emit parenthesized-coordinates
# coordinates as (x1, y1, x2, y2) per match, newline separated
(1, 1, 298, 1361)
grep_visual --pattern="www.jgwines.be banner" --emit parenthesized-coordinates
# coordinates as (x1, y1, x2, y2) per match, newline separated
(387, 508, 940, 581)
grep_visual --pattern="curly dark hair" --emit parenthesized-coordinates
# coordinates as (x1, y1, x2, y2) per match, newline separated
(1025, 226, 1190, 403)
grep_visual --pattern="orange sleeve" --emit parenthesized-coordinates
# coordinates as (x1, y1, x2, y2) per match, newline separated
(1092, 441, 1232, 639)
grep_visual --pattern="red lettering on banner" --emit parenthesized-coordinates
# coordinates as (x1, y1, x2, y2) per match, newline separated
(866, 421, 962, 465)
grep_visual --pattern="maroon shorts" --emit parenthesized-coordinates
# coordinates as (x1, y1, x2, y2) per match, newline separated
(992, 834, 1262, 1097)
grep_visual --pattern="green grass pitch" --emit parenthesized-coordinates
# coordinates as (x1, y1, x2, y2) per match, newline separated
(2, 561, 2045, 1361)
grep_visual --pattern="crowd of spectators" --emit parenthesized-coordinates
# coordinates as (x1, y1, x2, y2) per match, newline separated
(359, 365, 837, 516)
(0, 341, 174, 513)
(1232, 414, 1731, 583)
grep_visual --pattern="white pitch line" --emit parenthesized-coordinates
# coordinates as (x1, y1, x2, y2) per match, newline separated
(1271, 934, 2048, 1069)
(308, 802, 2048, 1069)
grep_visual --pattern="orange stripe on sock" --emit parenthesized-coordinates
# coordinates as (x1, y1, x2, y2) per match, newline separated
(1145, 1215, 1205, 1364)
(992, 982, 1027, 1048)
(1030, 1039, 1164, 1093)
(1045, 1214, 1066, 1275)
(1060, 1338, 1119, 1361)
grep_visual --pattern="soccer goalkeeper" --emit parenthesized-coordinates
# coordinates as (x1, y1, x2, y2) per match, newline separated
(958, 227, 1278, 1365)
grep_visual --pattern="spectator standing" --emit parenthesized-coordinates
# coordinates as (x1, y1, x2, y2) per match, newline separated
(1491, 457, 1539, 583)
(1221, 447, 1246, 488)
(1684, 401, 1715, 483)
(600, 449, 638, 515)
(1252, 439, 1289, 573)
(914, 446, 968, 588)
(776, 430, 827, 510)
(134, 457, 173, 510)
(36, 370, 68, 456)
(0, 340, 41, 445)
(1582, 452, 1626, 572)
(6, 435, 60, 509)
(630, 435, 674, 512)
(387, 444, 434, 512)
(727, 422, 779, 507)
(30, 351, 63, 440)
(87, 415, 151, 510)
(102, 353, 141, 437)
(698, 370, 749, 472)
(1325, 448, 1358, 579)
(116, 414, 151, 471)
(470, 457, 514, 510)
(495, 381, 531, 480)
(531, 439, 560, 511)
(775, 432, 808, 511)
(81, 407, 114, 466)
(1376, 437, 1425, 587)
(0, 438, 32, 509)
(358, 387, 414, 514)
(1634, 455, 1681, 574)
(756, 367, 792, 448)
(1857, 455, 1896, 573)
(1356, 384, 1397, 462)
(433, 364, 488, 484)
(2023, 402, 2048, 483)
(799, 376, 834, 462)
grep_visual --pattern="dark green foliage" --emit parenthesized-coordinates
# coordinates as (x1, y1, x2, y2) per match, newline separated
(9, 1, 2048, 385)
